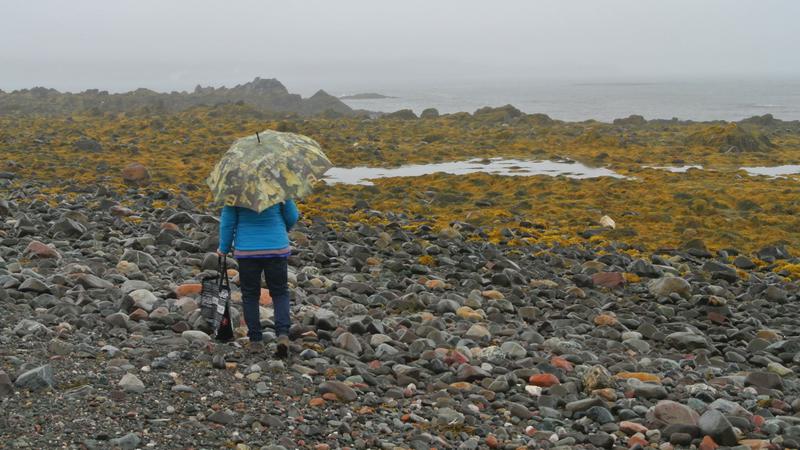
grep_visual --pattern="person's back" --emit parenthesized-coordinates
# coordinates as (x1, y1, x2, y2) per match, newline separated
(219, 202, 298, 257)
(217, 199, 299, 357)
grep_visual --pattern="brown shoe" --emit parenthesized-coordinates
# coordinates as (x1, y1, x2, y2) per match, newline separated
(275, 335, 290, 359)
(247, 341, 265, 354)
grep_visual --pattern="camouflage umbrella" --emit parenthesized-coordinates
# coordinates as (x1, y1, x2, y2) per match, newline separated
(206, 130, 332, 212)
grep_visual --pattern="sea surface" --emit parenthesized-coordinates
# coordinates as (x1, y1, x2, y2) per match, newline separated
(323, 159, 800, 185)
(333, 78, 800, 122)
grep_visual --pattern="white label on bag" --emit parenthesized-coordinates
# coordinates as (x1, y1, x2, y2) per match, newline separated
(217, 304, 225, 314)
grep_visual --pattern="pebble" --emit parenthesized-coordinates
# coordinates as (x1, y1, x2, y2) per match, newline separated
(118, 373, 145, 393)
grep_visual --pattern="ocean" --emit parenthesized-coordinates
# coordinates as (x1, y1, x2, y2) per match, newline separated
(331, 78, 800, 123)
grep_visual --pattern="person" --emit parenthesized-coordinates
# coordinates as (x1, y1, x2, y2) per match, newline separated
(217, 200, 299, 358)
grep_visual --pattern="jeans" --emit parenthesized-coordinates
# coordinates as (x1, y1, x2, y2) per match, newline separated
(236, 257, 290, 342)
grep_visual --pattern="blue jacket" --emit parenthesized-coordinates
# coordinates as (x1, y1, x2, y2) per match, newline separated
(218, 200, 300, 253)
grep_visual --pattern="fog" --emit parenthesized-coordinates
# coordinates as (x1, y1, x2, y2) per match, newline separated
(1, 0, 799, 94)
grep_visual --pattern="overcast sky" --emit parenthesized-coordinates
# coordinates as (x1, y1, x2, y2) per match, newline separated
(1, 0, 799, 93)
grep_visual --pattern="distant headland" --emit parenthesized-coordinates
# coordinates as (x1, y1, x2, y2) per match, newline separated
(339, 93, 396, 100)
(0, 77, 355, 117)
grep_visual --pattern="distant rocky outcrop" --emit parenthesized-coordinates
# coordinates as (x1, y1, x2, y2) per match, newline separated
(687, 123, 775, 153)
(473, 104, 523, 123)
(420, 108, 440, 119)
(0, 77, 354, 117)
(613, 115, 647, 126)
(339, 93, 395, 100)
(302, 90, 354, 116)
(383, 109, 418, 120)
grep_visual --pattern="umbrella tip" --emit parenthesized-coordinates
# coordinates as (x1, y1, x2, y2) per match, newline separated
(256, 132, 261, 143)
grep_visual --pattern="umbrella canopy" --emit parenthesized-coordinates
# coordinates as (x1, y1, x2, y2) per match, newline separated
(206, 130, 332, 212)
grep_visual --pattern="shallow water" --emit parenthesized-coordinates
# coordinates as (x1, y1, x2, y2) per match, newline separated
(324, 158, 625, 185)
(743, 165, 800, 177)
(645, 164, 800, 177)
(644, 165, 704, 173)
(334, 78, 800, 122)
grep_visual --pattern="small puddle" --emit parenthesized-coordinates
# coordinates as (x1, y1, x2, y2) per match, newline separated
(647, 164, 800, 178)
(742, 165, 800, 177)
(324, 158, 626, 185)
(644, 165, 704, 173)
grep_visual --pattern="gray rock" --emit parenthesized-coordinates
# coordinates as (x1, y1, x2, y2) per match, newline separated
(50, 217, 86, 237)
(745, 371, 783, 390)
(319, 381, 357, 402)
(666, 332, 709, 350)
(764, 285, 787, 302)
(335, 332, 362, 355)
(14, 319, 50, 337)
(702, 260, 738, 283)
(121, 249, 157, 270)
(14, 365, 55, 391)
(106, 312, 130, 330)
(733, 255, 756, 269)
(47, 339, 74, 356)
(208, 410, 235, 425)
(648, 277, 691, 299)
(313, 308, 338, 330)
(18, 278, 51, 294)
(500, 341, 526, 359)
(71, 273, 113, 290)
(109, 433, 141, 450)
(129, 289, 158, 312)
(74, 137, 103, 152)
(465, 324, 490, 340)
(118, 373, 145, 393)
(0, 371, 14, 397)
(181, 330, 211, 343)
(698, 409, 737, 446)
(436, 407, 465, 425)
(120, 279, 154, 294)
(634, 383, 668, 399)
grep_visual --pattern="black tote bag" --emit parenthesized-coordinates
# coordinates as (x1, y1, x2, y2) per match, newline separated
(199, 256, 234, 342)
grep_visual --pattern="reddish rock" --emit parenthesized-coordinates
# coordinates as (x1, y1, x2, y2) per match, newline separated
(551, 356, 574, 372)
(647, 400, 700, 428)
(161, 222, 179, 231)
(529, 373, 560, 387)
(594, 314, 619, 327)
(481, 289, 505, 300)
(627, 434, 648, 448)
(592, 272, 625, 289)
(425, 279, 446, 290)
(171, 321, 191, 333)
(25, 240, 60, 259)
(121, 162, 151, 187)
(260, 288, 272, 305)
(109, 205, 134, 217)
(308, 397, 325, 407)
(444, 350, 470, 366)
(175, 283, 202, 297)
(486, 435, 500, 448)
(321, 392, 339, 401)
(129, 308, 148, 321)
(699, 436, 719, 450)
(619, 421, 648, 435)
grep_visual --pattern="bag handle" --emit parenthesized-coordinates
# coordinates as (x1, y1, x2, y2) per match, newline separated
(218, 255, 230, 289)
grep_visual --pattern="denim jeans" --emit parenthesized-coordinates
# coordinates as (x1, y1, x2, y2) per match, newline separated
(236, 257, 290, 342)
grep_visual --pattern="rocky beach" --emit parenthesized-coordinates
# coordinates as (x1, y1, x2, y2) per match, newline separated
(1, 82, 800, 449)
(1, 168, 800, 450)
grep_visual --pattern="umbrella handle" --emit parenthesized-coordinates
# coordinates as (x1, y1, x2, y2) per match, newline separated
(256, 132, 261, 143)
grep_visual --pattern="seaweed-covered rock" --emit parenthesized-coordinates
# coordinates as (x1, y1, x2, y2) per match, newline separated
(686, 123, 774, 152)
